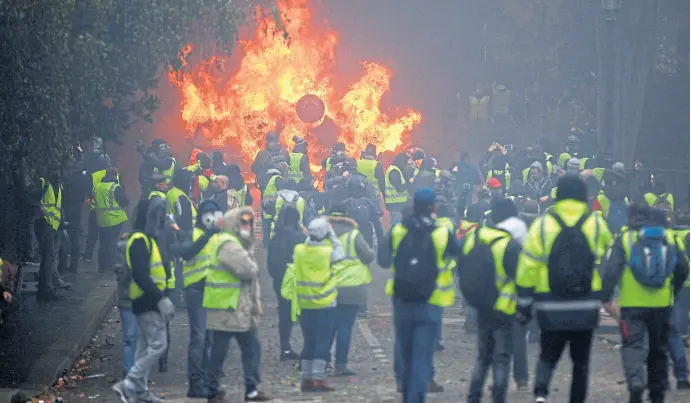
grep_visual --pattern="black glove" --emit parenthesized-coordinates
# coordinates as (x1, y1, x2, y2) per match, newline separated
(516, 306, 532, 325)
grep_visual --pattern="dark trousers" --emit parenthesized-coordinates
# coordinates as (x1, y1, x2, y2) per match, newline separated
(84, 211, 99, 258)
(66, 214, 82, 272)
(329, 304, 358, 366)
(185, 285, 211, 393)
(468, 311, 513, 403)
(57, 226, 69, 272)
(97, 223, 122, 272)
(393, 300, 442, 403)
(534, 330, 593, 403)
(299, 308, 335, 361)
(34, 219, 62, 293)
(273, 280, 293, 351)
(206, 330, 261, 398)
(620, 308, 671, 402)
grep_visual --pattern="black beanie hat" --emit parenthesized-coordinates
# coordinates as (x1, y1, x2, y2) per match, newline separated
(556, 174, 588, 203)
(491, 198, 518, 224)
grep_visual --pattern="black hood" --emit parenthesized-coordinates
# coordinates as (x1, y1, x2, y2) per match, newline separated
(133, 198, 167, 237)
(172, 169, 193, 194)
(402, 213, 436, 233)
(392, 153, 409, 169)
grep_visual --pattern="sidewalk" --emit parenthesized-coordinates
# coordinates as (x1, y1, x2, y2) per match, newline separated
(0, 263, 116, 391)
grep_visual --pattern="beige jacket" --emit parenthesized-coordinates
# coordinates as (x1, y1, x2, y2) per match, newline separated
(206, 206, 262, 332)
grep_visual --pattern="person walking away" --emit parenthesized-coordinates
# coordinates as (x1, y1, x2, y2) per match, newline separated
(267, 205, 306, 361)
(356, 144, 386, 205)
(92, 168, 129, 273)
(32, 173, 70, 301)
(451, 151, 484, 220)
(267, 180, 306, 240)
(601, 205, 689, 403)
(166, 168, 197, 309)
(177, 200, 223, 397)
(251, 131, 290, 191)
(291, 218, 344, 392)
(115, 232, 137, 378)
(515, 174, 612, 403)
(63, 159, 89, 273)
(592, 170, 629, 234)
(112, 199, 176, 403)
(378, 188, 462, 402)
(384, 153, 410, 229)
(410, 158, 437, 195)
(82, 149, 112, 261)
(327, 202, 375, 376)
(261, 168, 286, 245)
(287, 136, 312, 184)
(203, 207, 272, 402)
(458, 198, 522, 403)
(670, 208, 690, 389)
(434, 197, 457, 353)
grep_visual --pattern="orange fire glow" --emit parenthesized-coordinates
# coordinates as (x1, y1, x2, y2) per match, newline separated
(168, 0, 422, 177)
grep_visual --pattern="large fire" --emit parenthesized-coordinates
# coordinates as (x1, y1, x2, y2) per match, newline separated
(168, 0, 422, 177)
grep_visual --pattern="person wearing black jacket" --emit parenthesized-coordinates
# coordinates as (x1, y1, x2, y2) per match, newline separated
(385, 153, 412, 227)
(267, 205, 306, 361)
(63, 159, 90, 273)
(112, 199, 175, 403)
(410, 157, 437, 195)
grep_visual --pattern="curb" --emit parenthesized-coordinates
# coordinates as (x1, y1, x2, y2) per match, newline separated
(18, 283, 117, 392)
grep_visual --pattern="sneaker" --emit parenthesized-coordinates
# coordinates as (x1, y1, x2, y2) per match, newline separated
(536, 397, 547, 403)
(54, 279, 71, 290)
(112, 379, 137, 403)
(280, 350, 300, 361)
(678, 380, 690, 390)
(333, 366, 357, 377)
(245, 390, 272, 401)
(428, 380, 444, 393)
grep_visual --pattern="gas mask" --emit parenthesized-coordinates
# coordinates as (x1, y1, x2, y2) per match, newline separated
(201, 211, 223, 231)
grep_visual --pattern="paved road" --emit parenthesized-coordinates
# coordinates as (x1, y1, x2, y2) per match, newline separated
(43, 247, 690, 403)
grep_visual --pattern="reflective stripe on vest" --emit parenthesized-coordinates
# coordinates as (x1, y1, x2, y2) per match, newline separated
(39, 178, 62, 231)
(182, 227, 214, 287)
(461, 226, 516, 314)
(270, 196, 306, 239)
(384, 165, 408, 205)
(673, 229, 690, 287)
(618, 230, 675, 308)
(148, 190, 166, 200)
(202, 232, 243, 310)
(293, 243, 338, 309)
(93, 182, 128, 227)
(153, 158, 176, 185)
(166, 186, 197, 219)
(262, 175, 281, 219)
(288, 153, 305, 182)
(385, 224, 455, 307)
(126, 233, 166, 300)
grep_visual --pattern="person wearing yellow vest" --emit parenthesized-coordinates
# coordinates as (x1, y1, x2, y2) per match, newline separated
(469, 88, 490, 124)
(112, 199, 176, 403)
(287, 136, 312, 185)
(33, 175, 70, 300)
(326, 203, 375, 377)
(557, 134, 583, 166)
(83, 166, 115, 262)
(292, 218, 344, 392)
(670, 211, 691, 390)
(516, 175, 612, 403)
(166, 169, 196, 231)
(260, 168, 285, 245)
(486, 156, 511, 191)
(147, 174, 168, 202)
(92, 169, 129, 273)
(356, 144, 385, 199)
(459, 198, 523, 402)
(601, 205, 689, 402)
(267, 184, 306, 240)
(378, 188, 462, 399)
(209, 175, 251, 213)
(173, 199, 218, 397)
(142, 139, 176, 186)
(203, 206, 272, 402)
(384, 153, 410, 228)
(322, 142, 346, 174)
(251, 131, 290, 190)
(267, 205, 307, 361)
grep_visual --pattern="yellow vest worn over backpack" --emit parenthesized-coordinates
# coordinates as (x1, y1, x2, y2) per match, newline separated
(39, 178, 62, 231)
(332, 229, 372, 288)
(293, 243, 339, 309)
(126, 233, 166, 300)
(384, 165, 408, 205)
(385, 224, 456, 307)
(92, 182, 128, 227)
(148, 190, 166, 200)
(203, 232, 243, 310)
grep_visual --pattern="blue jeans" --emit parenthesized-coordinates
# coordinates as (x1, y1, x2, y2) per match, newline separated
(330, 304, 358, 365)
(393, 300, 442, 403)
(669, 287, 689, 382)
(185, 285, 211, 392)
(299, 308, 335, 361)
(468, 311, 512, 403)
(463, 296, 478, 330)
(206, 330, 261, 398)
(119, 308, 138, 377)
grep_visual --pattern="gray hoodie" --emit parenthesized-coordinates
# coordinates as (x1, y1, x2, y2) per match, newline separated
(495, 216, 528, 246)
(327, 216, 375, 306)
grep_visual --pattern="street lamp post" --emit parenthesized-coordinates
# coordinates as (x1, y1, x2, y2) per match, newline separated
(601, 0, 621, 159)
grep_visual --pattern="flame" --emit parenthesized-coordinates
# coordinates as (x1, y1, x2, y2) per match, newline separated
(168, 0, 422, 177)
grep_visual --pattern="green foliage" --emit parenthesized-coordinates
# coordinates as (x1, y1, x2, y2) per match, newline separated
(0, 0, 269, 175)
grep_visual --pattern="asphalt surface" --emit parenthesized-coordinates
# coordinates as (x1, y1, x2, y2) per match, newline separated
(37, 247, 690, 403)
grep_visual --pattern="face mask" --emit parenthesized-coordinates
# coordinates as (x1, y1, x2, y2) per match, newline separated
(201, 211, 222, 230)
(239, 228, 251, 239)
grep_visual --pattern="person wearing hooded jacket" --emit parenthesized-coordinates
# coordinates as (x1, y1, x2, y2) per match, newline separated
(251, 132, 289, 190)
(137, 139, 177, 187)
(267, 205, 306, 361)
(204, 206, 272, 402)
(288, 136, 312, 184)
(326, 201, 375, 377)
(523, 161, 552, 204)
(176, 200, 223, 398)
(356, 144, 385, 199)
(384, 153, 411, 228)
(516, 175, 613, 403)
(266, 179, 307, 240)
(410, 157, 437, 195)
(112, 199, 176, 403)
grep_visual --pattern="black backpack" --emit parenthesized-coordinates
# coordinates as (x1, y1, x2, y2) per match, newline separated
(393, 226, 439, 302)
(458, 227, 506, 310)
(545, 212, 596, 298)
(345, 197, 372, 230)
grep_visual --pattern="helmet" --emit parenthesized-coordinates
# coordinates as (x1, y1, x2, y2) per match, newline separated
(566, 135, 580, 145)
